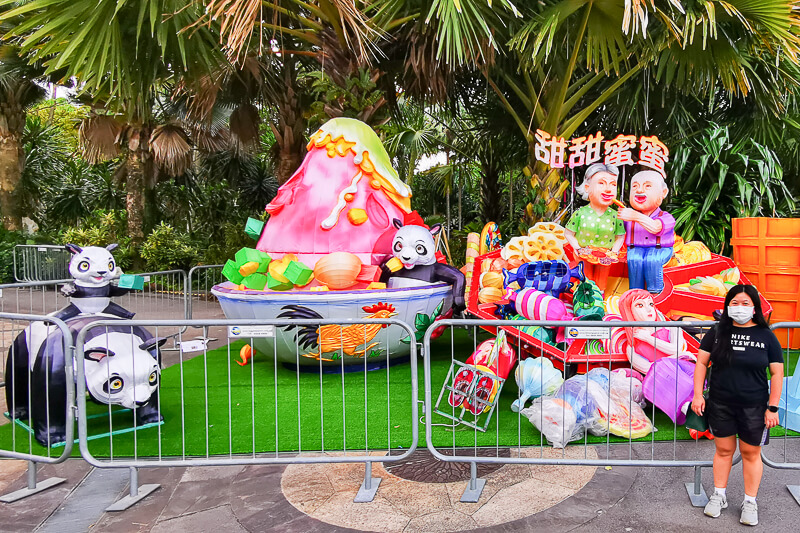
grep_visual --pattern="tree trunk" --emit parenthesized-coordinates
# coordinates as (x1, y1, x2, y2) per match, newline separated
(0, 131, 24, 231)
(273, 64, 307, 185)
(481, 167, 502, 223)
(125, 151, 146, 242)
(458, 183, 462, 230)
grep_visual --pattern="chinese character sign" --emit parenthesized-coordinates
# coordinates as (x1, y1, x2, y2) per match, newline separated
(534, 131, 669, 175)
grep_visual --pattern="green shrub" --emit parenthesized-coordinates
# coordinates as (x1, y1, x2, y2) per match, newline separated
(58, 210, 134, 270)
(0, 229, 26, 283)
(140, 223, 200, 271)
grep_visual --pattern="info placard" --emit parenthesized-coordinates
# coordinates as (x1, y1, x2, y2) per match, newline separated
(228, 325, 276, 338)
(564, 327, 610, 340)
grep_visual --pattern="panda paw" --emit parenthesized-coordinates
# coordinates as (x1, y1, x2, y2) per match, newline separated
(34, 426, 67, 447)
(8, 406, 29, 420)
(135, 409, 164, 426)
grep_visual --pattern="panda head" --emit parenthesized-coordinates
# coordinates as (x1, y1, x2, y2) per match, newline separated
(66, 244, 120, 287)
(391, 219, 440, 269)
(83, 332, 165, 409)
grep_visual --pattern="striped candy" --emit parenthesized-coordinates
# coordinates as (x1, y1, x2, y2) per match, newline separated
(508, 288, 572, 322)
(601, 313, 628, 355)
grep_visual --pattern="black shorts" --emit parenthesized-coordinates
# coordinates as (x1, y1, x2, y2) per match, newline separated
(707, 400, 769, 447)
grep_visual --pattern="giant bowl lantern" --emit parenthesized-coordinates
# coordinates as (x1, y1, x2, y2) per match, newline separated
(256, 118, 412, 266)
(213, 118, 460, 368)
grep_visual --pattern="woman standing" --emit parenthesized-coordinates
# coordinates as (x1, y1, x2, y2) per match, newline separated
(691, 284, 784, 526)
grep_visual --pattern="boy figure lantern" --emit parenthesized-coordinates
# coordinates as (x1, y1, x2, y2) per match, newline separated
(564, 163, 625, 291)
(617, 171, 675, 293)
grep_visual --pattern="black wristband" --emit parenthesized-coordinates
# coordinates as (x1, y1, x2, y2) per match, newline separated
(767, 405, 779, 413)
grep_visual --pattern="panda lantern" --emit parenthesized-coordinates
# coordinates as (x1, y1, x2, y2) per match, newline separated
(4, 245, 164, 446)
(379, 219, 466, 313)
(56, 243, 143, 321)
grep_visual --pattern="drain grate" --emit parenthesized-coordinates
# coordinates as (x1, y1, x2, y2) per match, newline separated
(384, 448, 511, 483)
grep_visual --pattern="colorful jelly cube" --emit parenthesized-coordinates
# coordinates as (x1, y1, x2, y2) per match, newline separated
(222, 260, 245, 284)
(235, 247, 271, 268)
(239, 261, 260, 277)
(117, 274, 145, 290)
(267, 274, 293, 291)
(245, 217, 265, 240)
(242, 273, 267, 290)
(283, 260, 313, 286)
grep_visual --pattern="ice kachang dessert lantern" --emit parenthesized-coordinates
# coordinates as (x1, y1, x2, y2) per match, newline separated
(212, 118, 459, 367)
(256, 117, 412, 267)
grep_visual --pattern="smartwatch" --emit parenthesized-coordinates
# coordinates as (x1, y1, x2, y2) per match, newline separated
(767, 405, 779, 413)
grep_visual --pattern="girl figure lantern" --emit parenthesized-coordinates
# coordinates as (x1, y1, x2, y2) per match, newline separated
(619, 289, 696, 424)
(619, 289, 695, 373)
(617, 171, 675, 293)
(564, 163, 625, 292)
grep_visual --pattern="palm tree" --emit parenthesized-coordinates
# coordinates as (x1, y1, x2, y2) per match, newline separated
(1, 0, 222, 241)
(0, 20, 48, 230)
(481, 0, 800, 223)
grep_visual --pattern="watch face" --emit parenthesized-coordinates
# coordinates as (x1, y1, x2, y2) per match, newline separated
(768, 406, 779, 413)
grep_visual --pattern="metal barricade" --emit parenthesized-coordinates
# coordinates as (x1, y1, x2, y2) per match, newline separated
(0, 313, 74, 502)
(422, 318, 728, 505)
(13, 245, 71, 282)
(187, 265, 224, 319)
(74, 317, 418, 510)
(761, 321, 800, 506)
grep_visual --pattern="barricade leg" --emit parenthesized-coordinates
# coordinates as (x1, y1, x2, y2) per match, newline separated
(0, 460, 66, 503)
(354, 461, 381, 503)
(105, 467, 159, 512)
(460, 462, 486, 503)
(684, 465, 708, 507)
(788, 485, 800, 506)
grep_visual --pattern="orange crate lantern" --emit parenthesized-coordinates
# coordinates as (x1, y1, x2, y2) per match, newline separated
(731, 217, 800, 348)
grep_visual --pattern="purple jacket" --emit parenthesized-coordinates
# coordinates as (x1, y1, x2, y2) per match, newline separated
(624, 208, 675, 248)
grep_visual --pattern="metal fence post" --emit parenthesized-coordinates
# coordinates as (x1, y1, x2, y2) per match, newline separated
(684, 465, 709, 507)
(0, 460, 66, 503)
(461, 461, 486, 503)
(105, 467, 159, 512)
(354, 461, 381, 503)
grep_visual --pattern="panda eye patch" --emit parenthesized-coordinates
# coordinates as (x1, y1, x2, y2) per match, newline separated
(78, 261, 90, 272)
(393, 241, 402, 253)
(149, 371, 158, 385)
(416, 244, 427, 255)
(108, 261, 115, 271)
(103, 376, 124, 394)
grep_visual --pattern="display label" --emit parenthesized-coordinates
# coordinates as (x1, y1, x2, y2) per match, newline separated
(179, 340, 208, 353)
(228, 325, 275, 338)
(565, 327, 610, 340)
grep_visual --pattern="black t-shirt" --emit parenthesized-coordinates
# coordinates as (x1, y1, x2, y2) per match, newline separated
(699, 325, 783, 406)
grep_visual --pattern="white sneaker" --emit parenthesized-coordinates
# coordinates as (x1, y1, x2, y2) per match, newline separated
(740, 500, 758, 526)
(704, 492, 728, 517)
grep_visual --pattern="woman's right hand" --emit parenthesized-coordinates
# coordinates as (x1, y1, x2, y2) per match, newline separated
(691, 396, 705, 416)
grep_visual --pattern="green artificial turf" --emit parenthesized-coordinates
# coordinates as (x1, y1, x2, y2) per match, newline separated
(2, 328, 798, 459)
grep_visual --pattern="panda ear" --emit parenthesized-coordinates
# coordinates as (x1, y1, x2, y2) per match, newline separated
(393, 218, 404, 229)
(139, 337, 168, 351)
(429, 224, 442, 237)
(85, 348, 115, 362)
(65, 243, 83, 255)
(106, 243, 119, 252)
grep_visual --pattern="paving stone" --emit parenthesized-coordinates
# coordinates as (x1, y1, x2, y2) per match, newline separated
(404, 510, 477, 533)
(312, 491, 410, 532)
(151, 504, 247, 533)
(0, 460, 91, 533)
(88, 467, 185, 533)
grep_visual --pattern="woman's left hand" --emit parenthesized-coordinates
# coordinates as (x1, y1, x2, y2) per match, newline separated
(765, 410, 780, 429)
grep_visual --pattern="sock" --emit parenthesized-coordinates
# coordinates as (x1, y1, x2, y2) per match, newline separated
(744, 494, 756, 504)
(715, 487, 727, 498)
